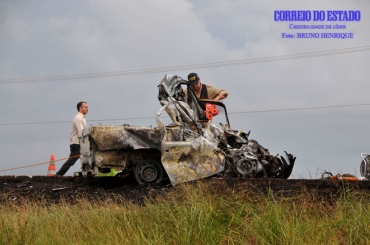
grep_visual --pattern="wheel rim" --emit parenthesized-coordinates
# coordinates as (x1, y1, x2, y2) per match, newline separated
(236, 159, 257, 178)
(134, 160, 163, 184)
(139, 163, 157, 182)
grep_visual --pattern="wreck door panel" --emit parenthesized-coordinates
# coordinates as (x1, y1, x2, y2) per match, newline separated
(161, 137, 225, 185)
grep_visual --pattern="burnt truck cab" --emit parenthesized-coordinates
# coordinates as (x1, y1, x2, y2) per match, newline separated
(79, 75, 295, 185)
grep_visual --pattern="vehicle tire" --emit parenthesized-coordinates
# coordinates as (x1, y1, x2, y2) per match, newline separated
(134, 160, 163, 184)
(235, 158, 259, 178)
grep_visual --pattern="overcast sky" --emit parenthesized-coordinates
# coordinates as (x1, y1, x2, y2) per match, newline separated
(0, 0, 369, 178)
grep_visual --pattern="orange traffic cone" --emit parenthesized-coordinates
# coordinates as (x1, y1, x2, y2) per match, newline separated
(47, 155, 56, 176)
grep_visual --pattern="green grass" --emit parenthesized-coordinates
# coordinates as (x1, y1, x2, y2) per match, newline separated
(1, 183, 370, 245)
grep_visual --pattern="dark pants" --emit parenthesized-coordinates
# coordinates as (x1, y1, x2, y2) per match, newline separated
(56, 144, 80, 176)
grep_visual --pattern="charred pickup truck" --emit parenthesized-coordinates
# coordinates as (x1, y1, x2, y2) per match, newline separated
(79, 75, 296, 185)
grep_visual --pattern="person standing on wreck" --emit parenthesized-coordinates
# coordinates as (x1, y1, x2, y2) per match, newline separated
(185, 72, 228, 110)
(56, 101, 88, 176)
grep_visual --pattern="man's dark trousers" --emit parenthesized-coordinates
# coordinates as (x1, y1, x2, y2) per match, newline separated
(56, 144, 80, 176)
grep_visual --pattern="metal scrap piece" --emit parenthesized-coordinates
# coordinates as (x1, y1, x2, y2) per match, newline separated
(90, 125, 161, 151)
(161, 136, 225, 185)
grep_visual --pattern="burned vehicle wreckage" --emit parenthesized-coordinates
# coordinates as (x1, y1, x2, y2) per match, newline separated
(79, 75, 296, 185)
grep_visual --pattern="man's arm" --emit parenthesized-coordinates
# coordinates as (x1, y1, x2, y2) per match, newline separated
(207, 85, 228, 101)
(214, 90, 228, 101)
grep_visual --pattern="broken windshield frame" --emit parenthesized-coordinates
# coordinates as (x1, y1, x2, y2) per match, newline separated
(197, 99, 230, 127)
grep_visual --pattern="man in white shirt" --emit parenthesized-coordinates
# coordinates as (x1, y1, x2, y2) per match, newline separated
(56, 101, 88, 176)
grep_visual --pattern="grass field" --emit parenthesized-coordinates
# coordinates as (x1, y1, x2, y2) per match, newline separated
(1, 182, 370, 245)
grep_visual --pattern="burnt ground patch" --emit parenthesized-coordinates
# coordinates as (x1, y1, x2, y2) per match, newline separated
(1, 175, 370, 205)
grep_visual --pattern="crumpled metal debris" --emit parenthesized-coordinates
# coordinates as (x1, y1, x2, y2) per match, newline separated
(9, 196, 17, 201)
(322, 171, 367, 181)
(16, 182, 32, 188)
(79, 74, 296, 185)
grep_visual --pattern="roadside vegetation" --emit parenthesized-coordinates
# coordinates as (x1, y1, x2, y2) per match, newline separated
(1, 182, 370, 245)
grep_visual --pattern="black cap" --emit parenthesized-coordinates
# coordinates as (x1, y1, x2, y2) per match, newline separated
(188, 73, 200, 86)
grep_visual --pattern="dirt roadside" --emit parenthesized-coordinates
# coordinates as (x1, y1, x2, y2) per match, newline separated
(1, 176, 370, 205)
